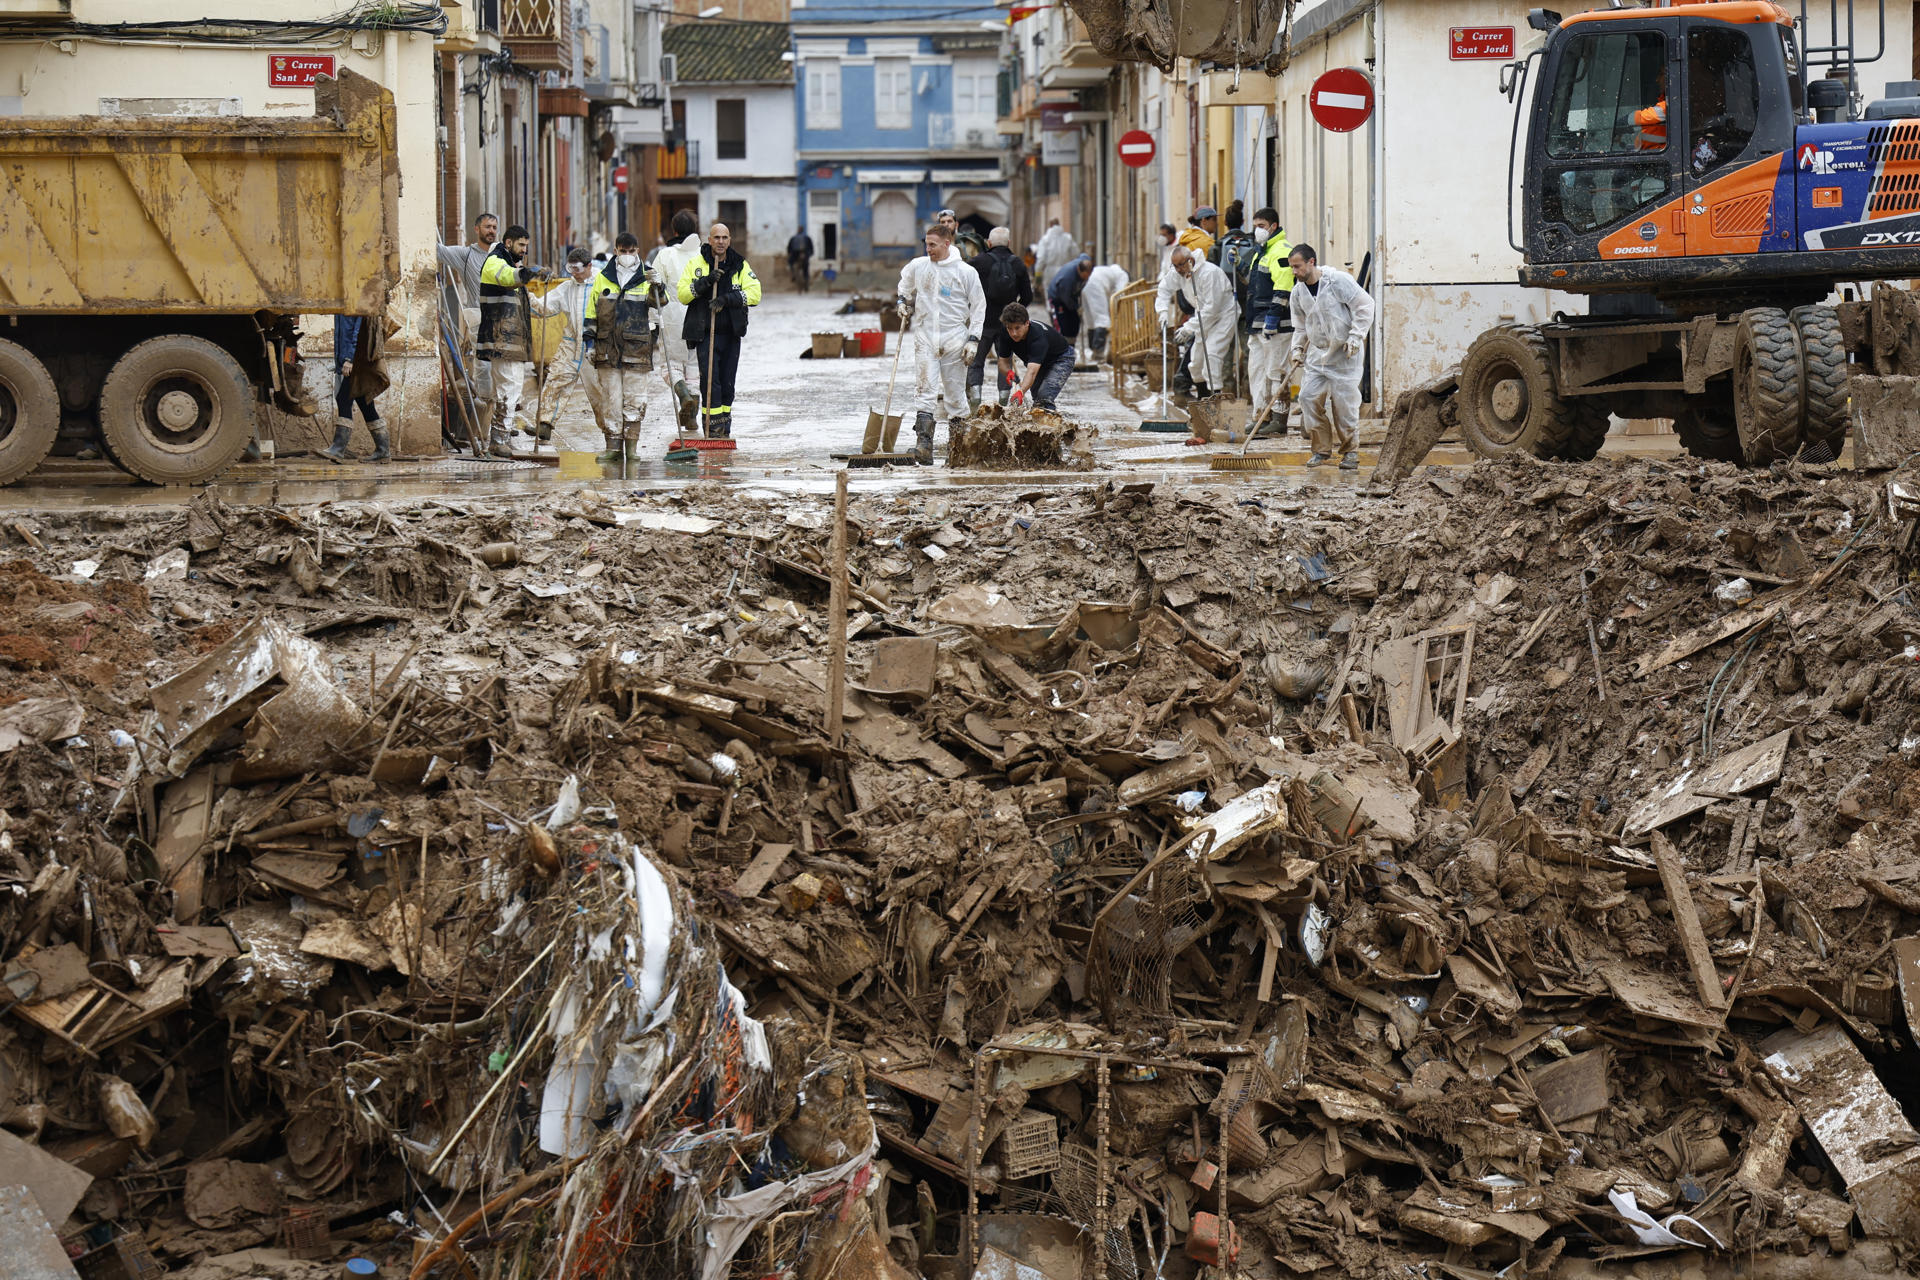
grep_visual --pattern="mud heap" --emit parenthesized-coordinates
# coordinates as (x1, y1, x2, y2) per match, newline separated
(0, 459, 1917, 1280)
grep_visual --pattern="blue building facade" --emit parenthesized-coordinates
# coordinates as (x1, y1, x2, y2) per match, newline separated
(791, 5, 1009, 276)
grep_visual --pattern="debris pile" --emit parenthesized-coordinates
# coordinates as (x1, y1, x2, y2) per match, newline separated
(948, 403, 1097, 469)
(0, 460, 1917, 1279)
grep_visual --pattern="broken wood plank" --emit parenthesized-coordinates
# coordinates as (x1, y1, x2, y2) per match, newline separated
(1623, 729, 1791, 839)
(1650, 832, 1726, 1010)
(1634, 592, 1792, 678)
(731, 843, 794, 899)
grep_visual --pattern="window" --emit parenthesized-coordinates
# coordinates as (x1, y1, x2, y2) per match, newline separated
(806, 57, 841, 130)
(871, 190, 917, 244)
(718, 200, 748, 252)
(716, 98, 746, 160)
(1686, 27, 1758, 175)
(875, 57, 912, 130)
(1540, 29, 1671, 233)
(953, 60, 995, 124)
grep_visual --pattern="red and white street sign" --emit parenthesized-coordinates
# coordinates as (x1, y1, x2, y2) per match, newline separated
(613, 164, 629, 193)
(1450, 26, 1515, 60)
(1310, 67, 1374, 133)
(268, 54, 335, 88)
(1117, 129, 1156, 168)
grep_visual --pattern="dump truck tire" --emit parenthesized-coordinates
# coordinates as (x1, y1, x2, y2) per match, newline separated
(1792, 304, 1849, 461)
(1672, 391, 1744, 463)
(0, 340, 60, 486)
(1458, 325, 1608, 462)
(98, 336, 255, 485)
(1733, 307, 1801, 464)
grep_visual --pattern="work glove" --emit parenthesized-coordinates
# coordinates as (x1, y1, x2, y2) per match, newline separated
(962, 336, 979, 366)
(1009, 389, 1027, 408)
(692, 274, 715, 299)
(1177, 319, 1197, 343)
(1344, 336, 1363, 360)
(724, 288, 746, 308)
(895, 295, 913, 319)
(515, 265, 536, 285)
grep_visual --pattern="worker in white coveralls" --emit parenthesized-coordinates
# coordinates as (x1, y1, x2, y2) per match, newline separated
(1032, 218, 1077, 293)
(647, 209, 704, 433)
(1158, 246, 1235, 399)
(896, 222, 985, 465)
(1287, 242, 1374, 471)
(1080, 262, 1129, 359)
(529, 248, 614, 452)
(587, 231, 659, 462)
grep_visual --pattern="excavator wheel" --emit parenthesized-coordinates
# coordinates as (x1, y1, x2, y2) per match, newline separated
(0, 339, 60, 486)
(1458, 324, 1610, 462)
(1792, 304, 1850, 462)
(1732, 307, 1801, 464)
(98, 335, 255, 485)
(1671, 387, 1744, 463)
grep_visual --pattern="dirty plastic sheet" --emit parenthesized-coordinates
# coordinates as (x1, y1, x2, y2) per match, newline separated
(697, 1136, 877, 1280)
(1607, 1187, 1723, 1249)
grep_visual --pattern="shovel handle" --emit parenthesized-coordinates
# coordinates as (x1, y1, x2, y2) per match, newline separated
(878, 313, 909, 421)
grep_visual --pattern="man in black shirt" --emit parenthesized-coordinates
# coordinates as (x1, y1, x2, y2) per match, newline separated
(993, 303, 1075, 410)
(969, 226, 1032, 409)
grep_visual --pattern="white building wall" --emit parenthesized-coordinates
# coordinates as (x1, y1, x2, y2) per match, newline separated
(676, 82, 797, 262)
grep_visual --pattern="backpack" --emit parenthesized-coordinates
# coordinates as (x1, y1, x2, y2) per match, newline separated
(1219, 232, 1257, 303)
(980, 250, 1021, 307)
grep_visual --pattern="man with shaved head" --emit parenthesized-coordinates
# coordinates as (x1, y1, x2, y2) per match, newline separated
(676, 221, 762, 438)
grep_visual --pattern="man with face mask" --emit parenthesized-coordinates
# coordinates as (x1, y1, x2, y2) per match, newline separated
(1288, 243, 1373, 469)
(895, 222, 985, 463)
(1245, 208, 1295, 438)
(588, 231, 658, 460)
(1158, 247, 1235, 400)
(649, 210, 704, 432)
(477, 223, 540, 455)
(529, 248, 614, 451)
(676, 222, 761, 438)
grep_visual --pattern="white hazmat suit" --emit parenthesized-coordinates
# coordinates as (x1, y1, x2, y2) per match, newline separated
(897, 252, 985, 419)
(529, 276, 613, 442)
(649, 232, 702, 379)
(1288, 266, 1375, 458)
(1158, 258, 1237, 393)
(1081, 264, 1129, 330)
(1033, 224, 1077, 290)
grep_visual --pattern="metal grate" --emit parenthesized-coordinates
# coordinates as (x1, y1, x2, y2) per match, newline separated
(281, 1207, 330, 1260)
(1088, 850, 1208, 1023)
(1052, 1144, 1140, 1280)
(1710, 192, 1772, 237)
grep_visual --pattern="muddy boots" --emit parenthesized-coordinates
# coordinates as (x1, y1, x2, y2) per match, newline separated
(534, 421, 554, 449)
(967, 387, 982, 413)
(913, 410, 935, 465)
(368, 426, 392, 461)
(673, 380, 699, 434)
(597, 431, 625, 464)
(320, 417, 354, 463)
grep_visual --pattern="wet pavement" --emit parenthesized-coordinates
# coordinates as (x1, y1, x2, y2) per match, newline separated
(0, 293, 1690, 511)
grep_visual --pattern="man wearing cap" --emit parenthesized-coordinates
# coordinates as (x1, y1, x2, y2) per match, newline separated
(939, 208, 986, 261)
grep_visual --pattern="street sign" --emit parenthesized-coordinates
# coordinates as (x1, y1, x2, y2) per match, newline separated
(268, 54, 335, 88)
(1309, 67, 1374, 133)
(613, 164, 629, 193)
(1041, 128, 1081, 167)
(1118, 129, 1156, 168)
(1450, 26, 1515, 60)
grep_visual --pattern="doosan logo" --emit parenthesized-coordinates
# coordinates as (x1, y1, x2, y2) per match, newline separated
(1862, 229, 1920, 244)
(1611, 244, 1659, 255)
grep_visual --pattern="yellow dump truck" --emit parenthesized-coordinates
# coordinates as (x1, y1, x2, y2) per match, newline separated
(0, 70, 399, 485)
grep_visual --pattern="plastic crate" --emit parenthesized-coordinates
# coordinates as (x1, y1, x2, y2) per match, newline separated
(998, 1109, 1060, 1179)
(281, 1206, 331, 1260)
(72, 1234, 164, 1280)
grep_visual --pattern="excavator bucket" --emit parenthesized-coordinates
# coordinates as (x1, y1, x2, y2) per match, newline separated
(1375, 369, 1459, 485)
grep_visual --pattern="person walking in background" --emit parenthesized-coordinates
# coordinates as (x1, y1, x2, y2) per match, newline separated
(1178, 206, 1217, 258)
(321, 312, 392, 463)
(589, 231, 659, 462)
(529, 248, 614, 453)
(785, 227, 815, 293)
(994, 303, 1076, 411)
(1288, 242, 1374, 470)
(968, 226, 1031, 409)
(896, 222, 985, 463)
(650, 210, 704, 433)
(477, 222, 538, 456)
(677, 221, 761, 439)
(1047, 255, 1093, 346)
(1033, 218, 1077, 292)
(1245, 207, 1295, 438)
(1080, 261, 1129, 360)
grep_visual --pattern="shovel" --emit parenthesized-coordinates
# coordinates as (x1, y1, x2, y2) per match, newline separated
(863, 313, 908, 454)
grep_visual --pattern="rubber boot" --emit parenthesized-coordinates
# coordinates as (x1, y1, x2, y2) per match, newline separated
(535, 421, 553, 445)
(368, 426, 391, 461)
(881, 414, 903, 453)
(597, 431, 624, 463)
(320, 418, 354, 463)
(967, 387, 982, 413)
(861, 413, 884, 455)
(622, 437, 641, 463)
(489, 426, 514, 458)
(913, 410, 935, 465)
(712, 412, 732, 439)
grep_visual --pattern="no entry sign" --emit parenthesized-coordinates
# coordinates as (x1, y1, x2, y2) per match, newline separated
(1310, 67, 1374, 133)
(1117, 129, 1156, 168)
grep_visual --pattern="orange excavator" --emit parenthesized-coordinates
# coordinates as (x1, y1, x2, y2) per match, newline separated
(1384, 1, 1920, 473)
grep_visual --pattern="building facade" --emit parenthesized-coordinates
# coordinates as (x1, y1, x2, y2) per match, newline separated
(660, 20, 796, 262)
(794, 0, 1010, 285)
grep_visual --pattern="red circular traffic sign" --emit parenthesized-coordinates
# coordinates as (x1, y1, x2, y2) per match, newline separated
(1117, 129, 1156, 168)
(1310, 67, 1374, 133)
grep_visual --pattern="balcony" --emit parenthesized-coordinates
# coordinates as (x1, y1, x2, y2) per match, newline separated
(502, 0, 573, 72)
(1037, 11, 1113, 87)
(927, 114, 1004, 154)
(657, 142, 701, 181)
